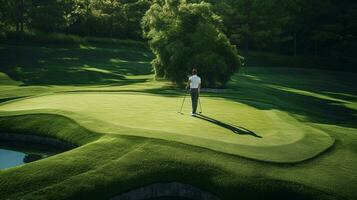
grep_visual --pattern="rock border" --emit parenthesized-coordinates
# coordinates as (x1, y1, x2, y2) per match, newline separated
(111, 182, 220, 200)
(0, 132, 76, 151)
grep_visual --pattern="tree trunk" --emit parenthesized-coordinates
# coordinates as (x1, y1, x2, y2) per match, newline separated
(110, 16, 113, 38)
(16, 22, 20, 35)
(109, 0, 114, 37)
(20, 0, 24, 40)
(20, 22, 24, 40)
(293, 32, 297, 57)
(85, 3, 90, 36)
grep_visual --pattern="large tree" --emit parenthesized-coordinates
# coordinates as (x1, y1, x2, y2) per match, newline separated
(142, 0, 241, 87)
(0, 0, 30, 38)
(28, 0, 76, 32)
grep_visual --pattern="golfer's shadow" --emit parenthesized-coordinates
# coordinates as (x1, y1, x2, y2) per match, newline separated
(194, 114, 262, 138)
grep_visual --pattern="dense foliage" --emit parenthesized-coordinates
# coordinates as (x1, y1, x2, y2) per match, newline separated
(0, 0, 151, 39)
(142, 0, 241, 87)
(0, 0, 356, 68)
(213, 0, 357, 59)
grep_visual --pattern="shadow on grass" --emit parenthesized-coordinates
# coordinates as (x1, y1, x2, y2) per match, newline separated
(61, 76, 357, 130)
(1, 43, 356, 129)
(0, 43, 153, 86)
(193, 114, 262, 138)
(0, 96, 29, 104)
(135, 76, 357, 129)
(223, 70, 357, 128)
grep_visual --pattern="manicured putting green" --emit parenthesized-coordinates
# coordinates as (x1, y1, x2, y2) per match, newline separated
(0, 92, 333, 163)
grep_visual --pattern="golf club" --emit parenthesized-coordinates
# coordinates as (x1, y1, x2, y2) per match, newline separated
(178, 91, 188, 114)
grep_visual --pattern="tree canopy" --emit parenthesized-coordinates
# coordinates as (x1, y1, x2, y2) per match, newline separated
(0, 0, 355, 71)
(142, 0, 241, 87)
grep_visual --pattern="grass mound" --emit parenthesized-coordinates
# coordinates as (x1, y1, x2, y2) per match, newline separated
(0, 114, 340, 200)
(0, 42, 356, 200)
(0, 114, 101, 146)
(0, 92, 333, 163)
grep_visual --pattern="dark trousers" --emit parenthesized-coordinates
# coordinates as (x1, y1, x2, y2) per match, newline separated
(190, 88, 199, 113)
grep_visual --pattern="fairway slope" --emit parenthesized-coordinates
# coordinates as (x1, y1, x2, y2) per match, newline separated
(0, 114, 342, 200)
(0, 92, 334, 163)
(1, 43, 355, 200)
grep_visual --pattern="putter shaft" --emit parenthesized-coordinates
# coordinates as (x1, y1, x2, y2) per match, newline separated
(178, 92, 187, 113)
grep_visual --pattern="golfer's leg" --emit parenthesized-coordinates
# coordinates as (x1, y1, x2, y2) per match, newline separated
(197, 92, 200, 112)
(190, 89, 195, 113)
(193, 89, 198, 113)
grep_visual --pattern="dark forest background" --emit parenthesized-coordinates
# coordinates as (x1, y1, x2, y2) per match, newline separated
(1, 0, 356, 70)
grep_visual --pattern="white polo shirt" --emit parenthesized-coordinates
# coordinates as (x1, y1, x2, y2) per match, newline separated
(189, 75, 201, 89)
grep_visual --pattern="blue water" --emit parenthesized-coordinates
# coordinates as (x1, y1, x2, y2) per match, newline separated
(0, 143, 62, 170)
(0, 148, 27, 169)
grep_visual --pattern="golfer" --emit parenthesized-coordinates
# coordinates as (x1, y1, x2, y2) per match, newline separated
(186, 68, 201, 116)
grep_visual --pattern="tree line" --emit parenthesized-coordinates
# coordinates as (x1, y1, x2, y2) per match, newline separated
(1, 0, 356, 58)
(0, 0, 151, 40)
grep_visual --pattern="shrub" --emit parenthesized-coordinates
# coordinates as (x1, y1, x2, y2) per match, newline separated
(142, 0, 241, 88)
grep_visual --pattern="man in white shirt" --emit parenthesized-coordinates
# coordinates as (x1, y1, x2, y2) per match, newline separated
(186, 68, 201, 116)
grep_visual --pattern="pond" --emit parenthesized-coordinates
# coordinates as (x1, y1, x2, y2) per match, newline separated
(0, 141, 65, 170)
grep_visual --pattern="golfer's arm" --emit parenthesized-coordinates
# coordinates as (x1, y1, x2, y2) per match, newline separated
(198, 83, 201, 93)
(186, 80, 191, 90)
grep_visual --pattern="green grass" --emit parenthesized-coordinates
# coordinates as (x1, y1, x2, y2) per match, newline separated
(0, 41, 356, 200)
(0, 92, 333, 163)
